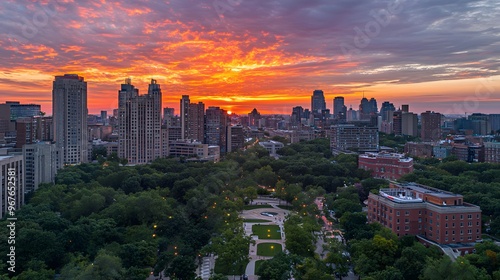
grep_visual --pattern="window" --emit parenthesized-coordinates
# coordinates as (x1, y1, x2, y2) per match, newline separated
(405, 211, 409, 216)
(445, 215, 448, 220)
(460, 215, 464, 220)
(397, 211, 400, 216)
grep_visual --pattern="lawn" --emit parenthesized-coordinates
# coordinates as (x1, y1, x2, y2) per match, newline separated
(243, 204, 273, 210)
(254, 260, 265, 274)
(214, 259, 249, 275)
(252, 224, 281, 239)
(257, 243, 282, 257)
(243, 219, 272, 223)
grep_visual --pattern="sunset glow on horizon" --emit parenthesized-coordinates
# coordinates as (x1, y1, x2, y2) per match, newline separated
(0, 0, 499, 115)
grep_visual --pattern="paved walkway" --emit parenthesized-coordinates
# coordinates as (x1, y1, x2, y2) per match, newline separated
(240, 199, 290, 278)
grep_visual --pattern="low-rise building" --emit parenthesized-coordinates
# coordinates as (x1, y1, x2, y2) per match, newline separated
(168, 140, 220, 162)
(259, 140, 284, 155)
(358, 152, 413, 180)
(368, 182, 481, 246)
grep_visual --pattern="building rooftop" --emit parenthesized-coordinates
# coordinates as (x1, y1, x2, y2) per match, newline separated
(360, 152, 413, 162)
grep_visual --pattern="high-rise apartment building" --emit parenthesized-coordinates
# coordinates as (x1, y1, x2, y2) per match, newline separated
(330, 124, 379, 154)
(291, 106, 304, 126)
(311, 90, 326, 114)
(0, 155, 24, 219)
(52, 74, 88, 164)
(180, 95, 190, 139)
(23, 142, 59, 193)
(421, 111, 442, 141)
(402, 112, 418, 137)
(188, 102, 205, 141)
(227, 125, 244, 153)
(205, 107, 229, 153)
(118, 79, 162, 164)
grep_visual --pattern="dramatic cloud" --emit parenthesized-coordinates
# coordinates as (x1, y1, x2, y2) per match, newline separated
(0, 0, 498, 114)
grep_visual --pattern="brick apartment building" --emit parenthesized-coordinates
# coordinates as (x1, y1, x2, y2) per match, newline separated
(367, 182, 482, 245)
(358, 152, 414, 180)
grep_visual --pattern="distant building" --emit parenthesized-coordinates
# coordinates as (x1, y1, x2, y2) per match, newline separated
(421, 111, 442, 141)
(380, 101, 396, 122)
(206, 107, 229, 153)
(490, 114, 500, 133)
(291, 106, 304, 126)
(311, 90, 326, 114)
(402, 112, 418, 137)
(259, 140, 284, 155)
(484, 142, 500, 163)
(227, 125, 244, 153)
(248, 108, 261, 128)
(52, 74, 88, 164)
(188, 102, 205, 142)
(15, 118, 36, 148)
(0, 155, 24, 219)
(168, 139, 220, 162)
(333, 97, 347, 120)
(180, 95, 190, 139)
(358, 152, 414, 180)
(404, 142, 433, 158)
(118, 79, 162, 164)
(0, 101, 41, 121)
(368, 182, 482, 246)
(330, 124, 378, 154)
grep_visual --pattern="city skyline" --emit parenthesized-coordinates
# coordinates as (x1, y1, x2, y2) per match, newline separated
(1, 0, 499, 115)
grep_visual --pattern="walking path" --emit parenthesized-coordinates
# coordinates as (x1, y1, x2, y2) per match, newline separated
(240, 198, 290, 278)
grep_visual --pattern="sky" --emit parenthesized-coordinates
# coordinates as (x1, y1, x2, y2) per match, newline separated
(0, 0, 499, 115)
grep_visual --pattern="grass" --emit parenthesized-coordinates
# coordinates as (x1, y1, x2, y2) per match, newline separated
(243, 219, 272, 223)
(243, 204, 273, 210)
(252, 224, 281, 239)
(254, 260, 265, 274)
(257, 243, 282, 257)
(214, 259, 249, 275)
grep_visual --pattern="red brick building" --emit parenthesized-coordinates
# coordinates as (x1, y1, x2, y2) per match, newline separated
(367, 182, 482, 245)
(358, 152, 414, 180)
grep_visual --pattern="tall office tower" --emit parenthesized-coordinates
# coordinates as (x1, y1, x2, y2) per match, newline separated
(333, 97, 347, 120)
(100, 111, 107, 125)
(369, 98, 378, 114)
(118, 79, 162, 164)
(311, 90, 326, 113)
(188, 102, 205, 141)
(180, 95, 190, 139)
(291, 106, 304, 126)
(401, 104, 409, 113)
(163, 107, 175, 124)
(380, 101, 396, 122)
(359, 97, 370, 120)
(205, 107, 229, 152)
(421, 111, 442, 141)
(52, 74, 88, 164)
(303, 109, 311, 120)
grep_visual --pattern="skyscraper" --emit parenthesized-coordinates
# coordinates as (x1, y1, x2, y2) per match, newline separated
(421, 111, 442, 141)
(380, 101, 396, 122)
(333, 97, 347, 120)
(291, 106, 304, 126)
(52, 74, 88, 164)
(205, 107, 229, 153)
(188, 102, 205, 141)
(311, 90, 326, 113)
(180, 95, 190, 139)
(118, 79, 162, 164)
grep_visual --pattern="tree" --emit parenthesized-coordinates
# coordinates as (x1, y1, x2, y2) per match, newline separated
(76, 250, 125, 280)
(166, 255, 197, 280)
(422, 256, 491, 280)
